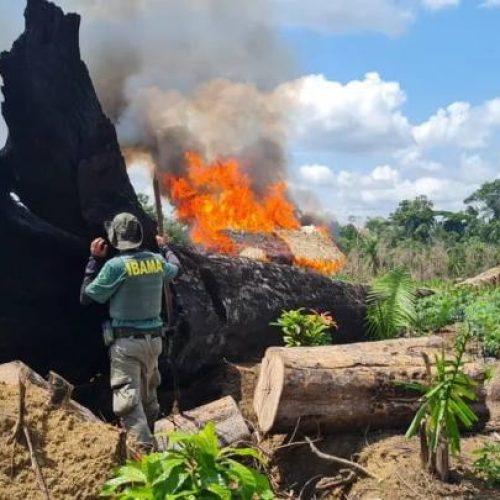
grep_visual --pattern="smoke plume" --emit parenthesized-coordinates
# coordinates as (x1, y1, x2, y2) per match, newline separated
(56, 0, 295, 193)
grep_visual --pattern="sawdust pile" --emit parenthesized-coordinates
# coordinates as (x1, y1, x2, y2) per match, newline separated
(0, 382, 120, 500)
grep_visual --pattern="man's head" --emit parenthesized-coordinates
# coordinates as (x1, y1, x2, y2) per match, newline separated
(105, 213, 143, 251)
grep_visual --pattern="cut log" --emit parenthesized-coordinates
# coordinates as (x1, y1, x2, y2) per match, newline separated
(254, 336, 500, 434)
(154, 396, 250, 449)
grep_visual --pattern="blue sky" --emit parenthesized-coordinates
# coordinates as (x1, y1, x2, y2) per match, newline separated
(1, 0, 500, 223)
(283, 3, 500, 121)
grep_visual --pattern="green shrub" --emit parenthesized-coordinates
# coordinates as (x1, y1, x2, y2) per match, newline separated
(405, 329, 479, 479)
(271, 308, 336, 347)
(466, 288, 500, 357)
(414, 287, 474, 334)
(473, 442, 500, 485)
(414, 286, 500, 357)
(101, 422, 274, 499)
(366, 269, 417, 340)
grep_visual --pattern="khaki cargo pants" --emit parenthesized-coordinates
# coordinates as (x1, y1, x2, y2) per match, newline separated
(109, 336, 163, 448)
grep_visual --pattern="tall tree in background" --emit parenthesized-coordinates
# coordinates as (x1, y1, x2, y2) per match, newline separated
(390, 195, 436, 243)
(465, 179, 500, 221)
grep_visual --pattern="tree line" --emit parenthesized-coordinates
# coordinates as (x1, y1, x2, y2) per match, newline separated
(337, 179, 500, 282)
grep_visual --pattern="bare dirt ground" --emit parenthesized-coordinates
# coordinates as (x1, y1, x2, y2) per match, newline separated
(348, 433, 499, 500)
(0, 381, 121, 500)
(260, 431, 500, 499)
(1, 360, 497, 499)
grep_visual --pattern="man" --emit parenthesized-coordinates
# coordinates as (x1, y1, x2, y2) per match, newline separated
(80, 212, 180, 450)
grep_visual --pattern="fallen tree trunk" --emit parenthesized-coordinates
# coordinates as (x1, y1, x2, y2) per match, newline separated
(155, 396, 250, 449)
(170, 247, 367, 381)
(254, 336, 500, 434)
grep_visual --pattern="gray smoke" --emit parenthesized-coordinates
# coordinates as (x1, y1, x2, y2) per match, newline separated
(290, 186, 340, 232)
(56, 0, 295, 193)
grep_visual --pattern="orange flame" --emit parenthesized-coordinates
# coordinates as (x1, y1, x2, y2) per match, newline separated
(163, 152, 300, 252)
(294, 256, 347, 276)
(162, 152, 346, 276)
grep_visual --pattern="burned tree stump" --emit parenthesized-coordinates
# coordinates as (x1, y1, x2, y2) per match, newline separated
(253, 337, 500, 434)
(0, 0, 368, 390)
(0, 0, 153, 383)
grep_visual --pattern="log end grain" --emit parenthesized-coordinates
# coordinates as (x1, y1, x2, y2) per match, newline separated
(253, 350, 285, 434)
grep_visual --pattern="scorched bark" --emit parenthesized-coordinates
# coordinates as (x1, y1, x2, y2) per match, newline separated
(0, 0, 368, 389)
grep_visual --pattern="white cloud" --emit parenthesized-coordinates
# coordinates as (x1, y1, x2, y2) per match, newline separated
(421, 0, 460, 10)
(397, 147, 444, 172)
(371, 164, 400, 183)
(278, 72, 414, 153)
(273, 0, 413, 36)
(298, 161, 476, 220)
(459, 154, 495, 183)
(413, 99, 500, 149)
(299, 164, 336, 185)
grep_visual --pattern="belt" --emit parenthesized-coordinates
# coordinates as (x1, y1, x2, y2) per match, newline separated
(113, 327, 163, 340)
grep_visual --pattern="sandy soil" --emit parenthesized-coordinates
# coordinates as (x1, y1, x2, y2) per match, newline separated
(0, 381, 121, 500)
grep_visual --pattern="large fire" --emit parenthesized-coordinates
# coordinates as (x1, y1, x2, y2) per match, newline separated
(162, 152, 346, 275)
(163, 152, 300, 252)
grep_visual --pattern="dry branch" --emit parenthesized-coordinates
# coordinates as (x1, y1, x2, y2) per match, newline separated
(23, 426, 51, 500)
(9, 370, 51, 499)
(305, 437, 380, 481)
(9, 368, 27, 444)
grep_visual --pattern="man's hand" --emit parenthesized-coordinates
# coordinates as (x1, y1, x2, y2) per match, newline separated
(156, 235, 170, 247)
(90, 238, 109, 259)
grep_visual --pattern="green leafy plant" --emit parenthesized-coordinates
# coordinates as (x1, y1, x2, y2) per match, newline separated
(414, 286, 500, 358)
(414, 286, 473, 334)
(466, 288, 500, 357)
(405, 328, 479, 481)
(366, 269, 417, 340)
(101, 422, 274, 499)
(473, 442, 500, 485)
(271, 308, 336, 347)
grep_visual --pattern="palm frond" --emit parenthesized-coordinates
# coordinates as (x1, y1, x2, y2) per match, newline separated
(366, 269, 417, 339)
